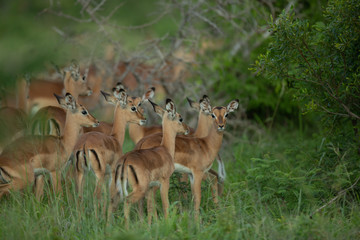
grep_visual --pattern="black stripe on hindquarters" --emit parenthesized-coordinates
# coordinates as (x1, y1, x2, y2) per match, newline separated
(0, 167, 11, 183)
(83, 144, 88, 168)
(49, 118, 60, 136)
(75, 150, 81, 172)
(115, 164, 121, 185)
(120, 156, 128, 181)
(128, 165, 138, 184)
(90, 149, 101, 170)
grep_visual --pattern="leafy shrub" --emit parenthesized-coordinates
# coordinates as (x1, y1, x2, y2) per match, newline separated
(254, 0, 360, 146)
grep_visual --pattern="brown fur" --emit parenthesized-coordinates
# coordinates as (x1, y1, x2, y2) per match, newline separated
(73, 90, 147, 199)
(135, 101, 238, 219)
(0, 107, 27, 153)
(0, 94, 99, 198)
(30, 65, 93, 136)
(111, 100, 189, 226)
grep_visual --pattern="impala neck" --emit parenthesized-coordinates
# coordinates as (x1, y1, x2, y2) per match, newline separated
(193, 112, 211, 138)
(65, 84, 79, 100)
(110, 105, 127, 151)
(64, 73, 79, 99)
(62, 112, 83, 160)
(203, 122, 224, 159)
(128, 123, 144, 144)
(160, 118, 177, 160)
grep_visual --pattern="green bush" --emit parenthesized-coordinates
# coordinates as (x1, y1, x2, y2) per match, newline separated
(254, 0, 360, 144)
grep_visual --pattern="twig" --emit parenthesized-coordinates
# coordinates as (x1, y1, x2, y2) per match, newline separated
(310, 175, 360, 219)
(45, 8, 92, 23)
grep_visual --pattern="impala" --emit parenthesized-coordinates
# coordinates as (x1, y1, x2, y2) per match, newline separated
(73, 87, 150, 199)
(31, 60, 92, 136)
(111, 99, 189, 225)
(29, 60, 92, 112)
(0, 107, 27, 154)
(0, 93, 99, 198)
(135, 98, 239, 219)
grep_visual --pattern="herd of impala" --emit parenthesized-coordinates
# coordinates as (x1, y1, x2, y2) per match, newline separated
(0, 60, 239, 225)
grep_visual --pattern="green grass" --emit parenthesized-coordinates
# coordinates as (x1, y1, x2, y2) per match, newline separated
(1, 127, 360, 239)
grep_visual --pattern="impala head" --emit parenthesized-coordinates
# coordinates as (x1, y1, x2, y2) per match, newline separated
(150, 99, 189, 135)
(63, 60, 92, 97)
(211, 99, 239, 132)
(101, 86, 147, 126)
(187, 95, 212, 115)
(54, 92, 99, 127)
(130, 86, 155, 115)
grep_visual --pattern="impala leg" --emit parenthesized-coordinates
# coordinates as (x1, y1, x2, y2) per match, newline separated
(160, 178, 170, 219)
(124, 199, 131, 229)
(179, 173, 188, 201)
(146, 189, 154, 225)
(50, 171, 63, 195)
(109, 170, 119, 211)
(124, 188, 146, 227)
(192, 171, 204, 220)
(94, 172, 105, 199)
(137, 198, 144, 222)
(204, 170, 219, 205)
(75, 152, 85, 199)
(146, 187, 158, 225)
(75, 169, 84, 199)
(34, 175, 45, 201)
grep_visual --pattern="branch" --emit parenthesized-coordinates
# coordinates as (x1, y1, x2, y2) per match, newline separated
(107, 9, 169, 30)
(44, 8, 92, 23)
(310, 175, 360, 219)
(193, 11, 224, 36)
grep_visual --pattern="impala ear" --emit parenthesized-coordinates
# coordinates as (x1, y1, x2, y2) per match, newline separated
(114, 88, 127, 108)
(69, 59, 80, 81)
(187, 97, 200, 111)
(115, 82, 125, 91)
(200, 95, 212, 113)
(55, 93, 76, 110)
(149, 99, 165, 117)
(226, 99, 239, 113)
(101, 90, 117, 105)
(201, 95, 211, 104)
(142, 87, 155, 102)
(64, 93, 77, 110)
(54, 93, 66, 108)
(165, 98, 176, 119)
(70, 59, 80, 72)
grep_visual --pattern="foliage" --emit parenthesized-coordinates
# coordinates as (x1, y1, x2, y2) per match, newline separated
(254, 0, 360, 137)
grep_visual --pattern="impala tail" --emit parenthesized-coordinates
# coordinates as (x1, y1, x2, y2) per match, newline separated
(216, 154, 226, 183)
(115, 156, 140, 201)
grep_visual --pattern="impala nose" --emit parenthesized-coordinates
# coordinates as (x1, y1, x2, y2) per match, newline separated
(218, 125, 225, 131)
(140, 120, 147, 126)
(93, 121, 100, 127)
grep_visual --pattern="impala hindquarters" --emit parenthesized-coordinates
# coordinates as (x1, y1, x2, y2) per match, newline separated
(0, 93, 99, 199)
(73, 86, 150, 200)
(135, 98, 239, 219)
(112, 99, 189, 226)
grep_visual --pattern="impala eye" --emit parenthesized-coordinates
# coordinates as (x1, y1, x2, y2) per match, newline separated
(138, 102, 142, 107)
(179, 118, 183, 123)
(224, 113, 228, 118)
(131, 107, 136, 112)
(82, 76, 86, 81)
(211, 114, 216, 119)
(81, 110, 88, 115)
